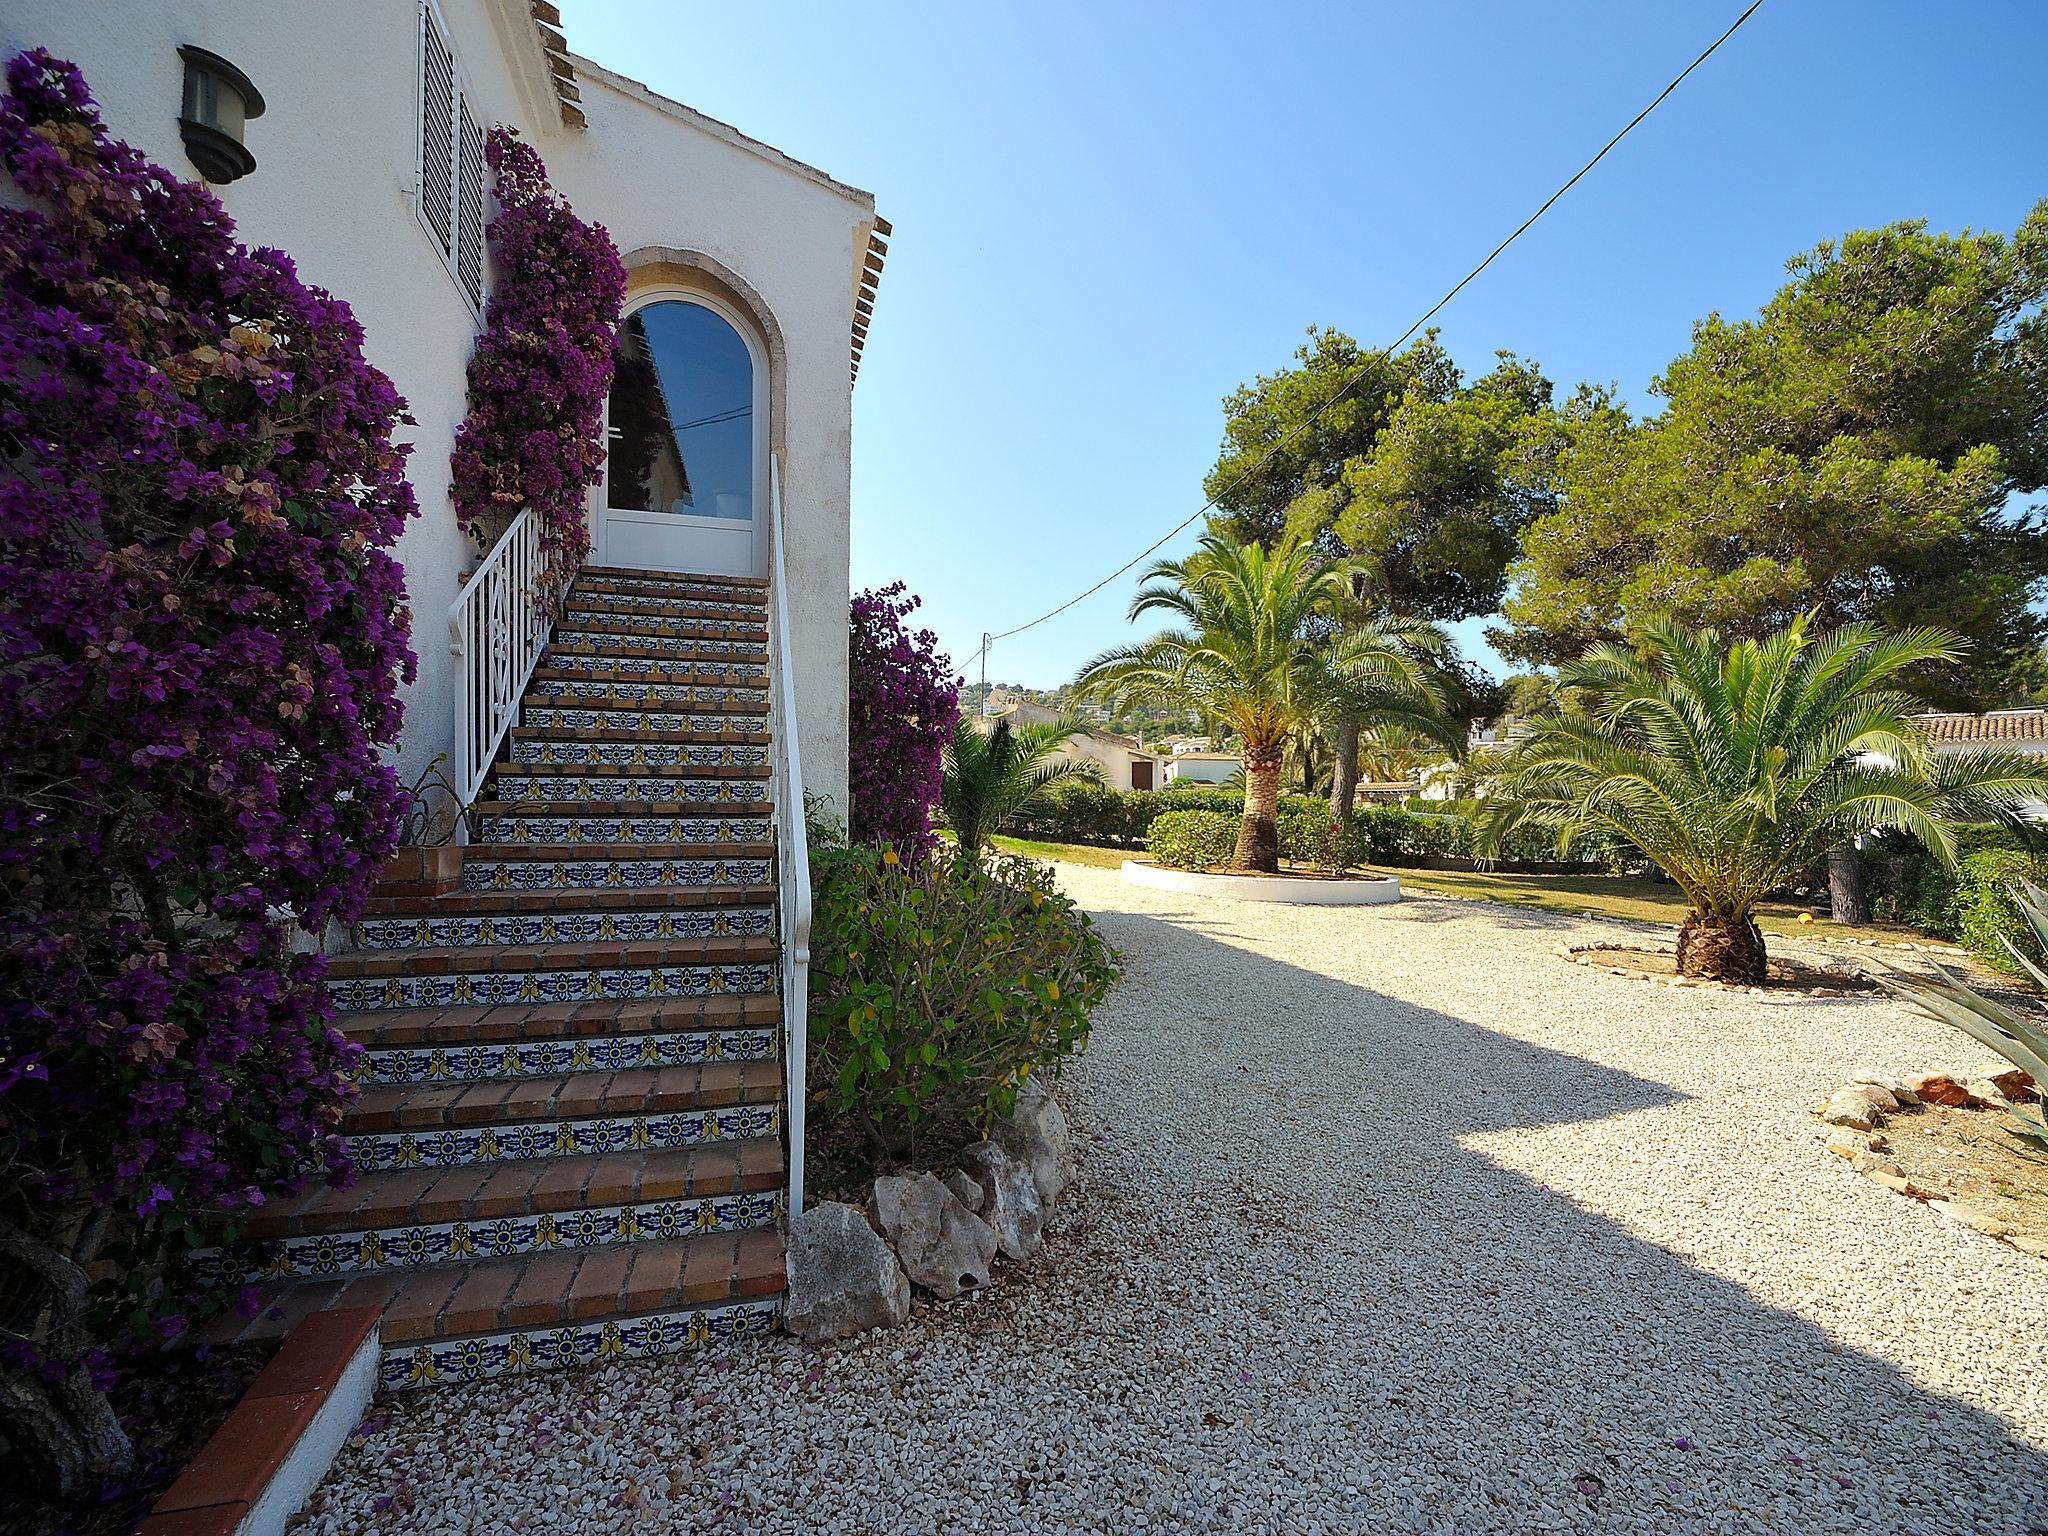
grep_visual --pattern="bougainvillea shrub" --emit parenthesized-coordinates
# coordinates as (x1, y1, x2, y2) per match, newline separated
(449, 126, 625, 571)
(847, 583, 960, 859)
(0, 50, 416, 1481)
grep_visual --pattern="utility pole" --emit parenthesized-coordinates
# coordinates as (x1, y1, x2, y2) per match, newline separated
(979, 632, 992, 718)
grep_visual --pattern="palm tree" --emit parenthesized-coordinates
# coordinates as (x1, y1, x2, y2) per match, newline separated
(1482, 617, 2048, 983)
(1076, 533, 1452, 872)
(942, 714, 1100, 856)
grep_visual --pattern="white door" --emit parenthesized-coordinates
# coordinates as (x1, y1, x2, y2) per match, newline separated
(598, 291, 766, 577)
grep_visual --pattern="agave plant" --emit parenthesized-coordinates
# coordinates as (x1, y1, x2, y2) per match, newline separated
(1874, 882, 2048, 1150)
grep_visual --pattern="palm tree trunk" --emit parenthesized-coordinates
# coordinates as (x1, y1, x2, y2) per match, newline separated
(1329, 713, 1359, 824)
(1675, 912, 1768, 985)
(1827, 844, 1870, 925)
(1233, 746, 1283, 873)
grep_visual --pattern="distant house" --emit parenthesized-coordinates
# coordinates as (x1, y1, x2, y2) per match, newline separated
(984, 701, 1163, 791)
(1163, 735, 1215, 755)
(1914, 708, 2048, 759)
(1163, 751, 1240, 787)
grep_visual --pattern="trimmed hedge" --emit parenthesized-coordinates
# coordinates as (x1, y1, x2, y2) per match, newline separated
(1013, 780, 1633, 872)
(1149, 810, 1240, 870)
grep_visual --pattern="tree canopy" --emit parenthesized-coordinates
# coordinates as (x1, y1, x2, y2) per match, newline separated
(1497, 202, 2048, 707)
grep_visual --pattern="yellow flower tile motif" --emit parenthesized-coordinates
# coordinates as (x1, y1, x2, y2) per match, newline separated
(405, 1346, 438, 1386)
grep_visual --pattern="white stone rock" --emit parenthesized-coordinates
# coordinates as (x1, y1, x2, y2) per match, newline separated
(866, 1172, 996, 1298)
(956, 1140, 1044, 1260)
(1819, 1083, 1896, 1130)
(780, 1199, 910, 1345)
(942, 1168, 985, 1213)
(992, 1075, 1077, 1203)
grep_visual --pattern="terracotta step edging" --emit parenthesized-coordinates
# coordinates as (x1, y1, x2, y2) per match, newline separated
(140, 1307, 380, 1536)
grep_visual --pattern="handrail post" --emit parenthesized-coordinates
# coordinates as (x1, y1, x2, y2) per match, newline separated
(446, 508, 561, 823)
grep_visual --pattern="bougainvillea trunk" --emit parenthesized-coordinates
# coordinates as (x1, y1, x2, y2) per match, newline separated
(1675, 913, 1769, 985)
(0, 50, 417, 1487)
(1234, 746, 1284, 873)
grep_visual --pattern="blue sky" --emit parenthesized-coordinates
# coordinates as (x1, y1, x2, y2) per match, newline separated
(560, 0, 2047, 690)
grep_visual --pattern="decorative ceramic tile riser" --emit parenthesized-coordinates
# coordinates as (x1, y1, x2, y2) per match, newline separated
(460, 856, 775, 892)
(250, 1189, 781, 1283)
(518, 705, 767, 735)
(566, 593, 762, 619)
(557, 612, 767, 640)
(325, 962, 777, 1012)
(537, 655, 768, 684)
(346, 1103, 781, 1172)
(575, 574, 766, 601)
(380, 1300, 779, 1392)
(552, 630, 758, 655)
(474, 814, 771, 846)
(529, 678, 766, 708)
(354, 905, 776, 951)
(355, 1023, 777, 1085)
(508, 739, 769, 768)
(490, 773, 769, 805)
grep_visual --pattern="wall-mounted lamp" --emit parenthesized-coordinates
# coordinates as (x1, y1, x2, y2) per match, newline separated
(178, 46, 264, 184)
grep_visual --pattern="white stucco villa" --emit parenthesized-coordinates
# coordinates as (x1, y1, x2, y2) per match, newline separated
(984, 700, 1164, 792)
(6, 2, 885, 1392)
(1163, 751, 1242, 787)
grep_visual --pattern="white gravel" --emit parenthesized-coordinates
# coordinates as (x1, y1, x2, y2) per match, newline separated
(296, 868, 2048, 1535)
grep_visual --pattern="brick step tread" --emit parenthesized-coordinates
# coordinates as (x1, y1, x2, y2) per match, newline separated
(336, 993, 783, 1048)
(471, 799, 776, 818)
(362, 884, 778, 917)
(347, 1061, 783, 1134)
(523, 692, 769, 715)
(581, 565, 770, 588)
(219, 1231, 784, 1348)
(461, 841, 775, 861)
(246, 1141, 783, 1240)
(489, 760, 770, 781)
(529, 665, 767, 686)
(544, 646, 771, 668)
(510, 725, 770, 745)
(329, 935, 777, 979)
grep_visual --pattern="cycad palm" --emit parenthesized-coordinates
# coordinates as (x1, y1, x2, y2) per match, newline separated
(1483, 617, 2048, 982)
(1076, 533, 1451, 871)
(942, 715, 1100, 856)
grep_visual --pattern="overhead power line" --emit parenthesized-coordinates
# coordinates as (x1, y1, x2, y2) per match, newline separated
(975, 0, 1768, 661)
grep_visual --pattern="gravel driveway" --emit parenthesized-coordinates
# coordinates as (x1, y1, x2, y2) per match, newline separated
(299, 866, 2048, 1535)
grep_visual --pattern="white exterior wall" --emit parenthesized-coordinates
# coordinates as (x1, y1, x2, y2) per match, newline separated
(1, 6, 869, 816)
(544, 63, 870, 817)
(0, 0, 552, 787)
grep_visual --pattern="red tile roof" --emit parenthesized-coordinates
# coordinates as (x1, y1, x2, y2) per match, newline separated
(1914, 709, 2048, 749)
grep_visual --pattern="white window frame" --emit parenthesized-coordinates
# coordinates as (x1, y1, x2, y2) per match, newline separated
(415, 0, 486, 318)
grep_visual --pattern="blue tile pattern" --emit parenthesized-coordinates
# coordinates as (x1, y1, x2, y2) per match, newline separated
(460, 856, 774, 891)
(508, 739, 770, 768)
(473, 814, 771, 846)
(529, 678, 765, 708)
(324, 962, 777, 1012)
(519, 705, 767, 735)
(558, 612, 767, 640)
(551, 632, 760, 658)
(490, 773, 768, 804)
(354, 905, 776, 950)
(567, 593, 763, 618)
(249, 1189, 780, 1282)
(355, 1023, 777, 1084)
(346, 1103, 781, 1171)
(380, 1300, 779, 1391)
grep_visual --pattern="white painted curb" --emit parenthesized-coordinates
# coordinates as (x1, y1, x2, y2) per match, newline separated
(1119, 860, 1402, 905)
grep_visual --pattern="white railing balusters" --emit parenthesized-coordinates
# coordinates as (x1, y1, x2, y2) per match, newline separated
(767, 454, 813, 1216)
(448, 508, 559, 819)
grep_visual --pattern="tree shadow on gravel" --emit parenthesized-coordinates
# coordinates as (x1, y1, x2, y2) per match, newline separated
(1062, 901, 2048, 1535)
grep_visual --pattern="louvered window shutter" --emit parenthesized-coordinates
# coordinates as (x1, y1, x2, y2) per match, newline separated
(419, 7, 455, 255)
(456, 94, 485, 307)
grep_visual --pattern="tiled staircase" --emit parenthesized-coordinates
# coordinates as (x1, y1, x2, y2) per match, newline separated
(214, 566, 792, 1391)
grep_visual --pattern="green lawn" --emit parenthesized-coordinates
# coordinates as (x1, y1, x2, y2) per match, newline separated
(985, 834, 1936, 948)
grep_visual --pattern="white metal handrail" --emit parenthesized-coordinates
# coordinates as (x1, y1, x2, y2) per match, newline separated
(447, 508, 557, 816)
(767, 453, 813, 1216)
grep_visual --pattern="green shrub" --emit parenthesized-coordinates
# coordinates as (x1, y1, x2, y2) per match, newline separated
(1861, 824, 2038, 933)
(807, 842, 1120, 1165)
(1948, 848, 2048, 976)
(1148, 809, 1240, 870)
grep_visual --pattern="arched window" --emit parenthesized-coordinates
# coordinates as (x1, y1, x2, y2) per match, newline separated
(600, 293, 765, 575)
